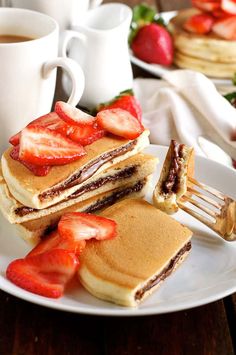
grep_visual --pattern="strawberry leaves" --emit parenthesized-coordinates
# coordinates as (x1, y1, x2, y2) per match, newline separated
(129, 4, 173, 66)
(129, 3, 165, 44)
(97, 89, 142, 122)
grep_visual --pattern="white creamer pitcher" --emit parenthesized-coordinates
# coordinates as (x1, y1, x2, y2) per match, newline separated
(62, 3, 133, 108)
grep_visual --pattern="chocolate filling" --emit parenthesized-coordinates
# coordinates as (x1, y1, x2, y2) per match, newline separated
(85, 179, 145, 213)
(39, 140, 137, 201)
(135, 241, 191, 301)
(41, 179, 146, 239)
(162, 140, 184, 194)
(15, 165, 138, 217)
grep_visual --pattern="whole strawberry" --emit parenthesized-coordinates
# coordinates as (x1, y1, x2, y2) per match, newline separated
(131, 23, 174, 66)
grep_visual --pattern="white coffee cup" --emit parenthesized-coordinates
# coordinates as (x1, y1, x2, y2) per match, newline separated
(62, 3, 133, 108)
(0, 8, 85, 153)
(4, 0, 103, 32)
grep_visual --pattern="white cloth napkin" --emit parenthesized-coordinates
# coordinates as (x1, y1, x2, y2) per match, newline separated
(133, 69, 236, 167)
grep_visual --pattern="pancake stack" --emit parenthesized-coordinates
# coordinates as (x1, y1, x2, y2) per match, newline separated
(0, 130, 158, 245)
(169, 8, 236, 78)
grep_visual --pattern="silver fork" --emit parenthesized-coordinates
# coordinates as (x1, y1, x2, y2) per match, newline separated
(178, 177, 236, 241)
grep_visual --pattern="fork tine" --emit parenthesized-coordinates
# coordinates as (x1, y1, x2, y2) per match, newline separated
(188, 177, 226, 201)
(178, 201, 214, 229)
(187, 186, 221, 209)
(183, 195, 217, 218)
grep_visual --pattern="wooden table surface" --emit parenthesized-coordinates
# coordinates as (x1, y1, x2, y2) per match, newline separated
(1, 1, 236, 354)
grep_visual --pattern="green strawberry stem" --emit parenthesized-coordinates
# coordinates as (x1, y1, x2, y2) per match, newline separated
(224, 91, 236, 105)
(232, 73, 236, 86)
(129, 3, 166, 45)
(95, 89, 134, 113)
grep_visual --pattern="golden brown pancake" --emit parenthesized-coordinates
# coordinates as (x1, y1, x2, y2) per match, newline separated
(15, 178, 151, 246)
(0, 153, 157, 224)
(169, 8, 236, 78)
(1, 130, 149, 209)
(153, 140, 194, 214)
(78, 199, 192, 307)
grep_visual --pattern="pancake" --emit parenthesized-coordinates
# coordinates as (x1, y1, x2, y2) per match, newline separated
(174, 50, 236, 78)
(15, 178, 151, 246)
(78, 199, 192, 307)
(169, 8, 236, 78)
(1, 130, 149, 209)
(0, 153, 157, 224)
(153, 140, 194, 214)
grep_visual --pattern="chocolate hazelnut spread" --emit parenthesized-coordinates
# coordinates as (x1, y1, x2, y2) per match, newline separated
(162, 140, 184, 194)
(39, 140, 137, 201)
(41, 179, 146, 239)
(85, 179, 145, 213)
(135, 241, 191, 301)
(70, 165, 137, 199)
(15, 165, 138, 217)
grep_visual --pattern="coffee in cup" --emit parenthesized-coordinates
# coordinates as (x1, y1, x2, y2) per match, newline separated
(0, 34, 34, 42)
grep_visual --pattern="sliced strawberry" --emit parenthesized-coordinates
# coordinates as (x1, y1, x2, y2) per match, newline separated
(221, 0, 236, 15)
(212, 15, 236, 39)
(9, 112, 69, 146)
(192, 0, 221, 12)
(6, 249, 79, 298)
(28, 112, 64, 129)
(97, 90, 142, 122)
(212, 8, 229, 17)
(9, 132, 21, 146)
(19, 126, 86, 166)
(10, 145, 51, 176)
(58, 212, 117, 242)
(55, 101, 96, 126)
(183, 13, 215, 34)
(27, 230, 86, 258)
(31, 112, 71, 137)
(96, 108, 144, 139)
(68, 123, 105, 146)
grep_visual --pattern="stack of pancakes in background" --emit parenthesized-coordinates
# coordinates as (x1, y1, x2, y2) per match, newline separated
(0, 130, 157, 245)
(169, 8, 236, 78)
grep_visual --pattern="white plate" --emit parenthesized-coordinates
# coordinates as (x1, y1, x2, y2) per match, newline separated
(130, 11, 232, 86)
(0, 144, 236, 316)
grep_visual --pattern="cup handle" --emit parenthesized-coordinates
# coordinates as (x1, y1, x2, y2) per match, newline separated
(42, 57, 85, 107)
(89, 0, 103, 9)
